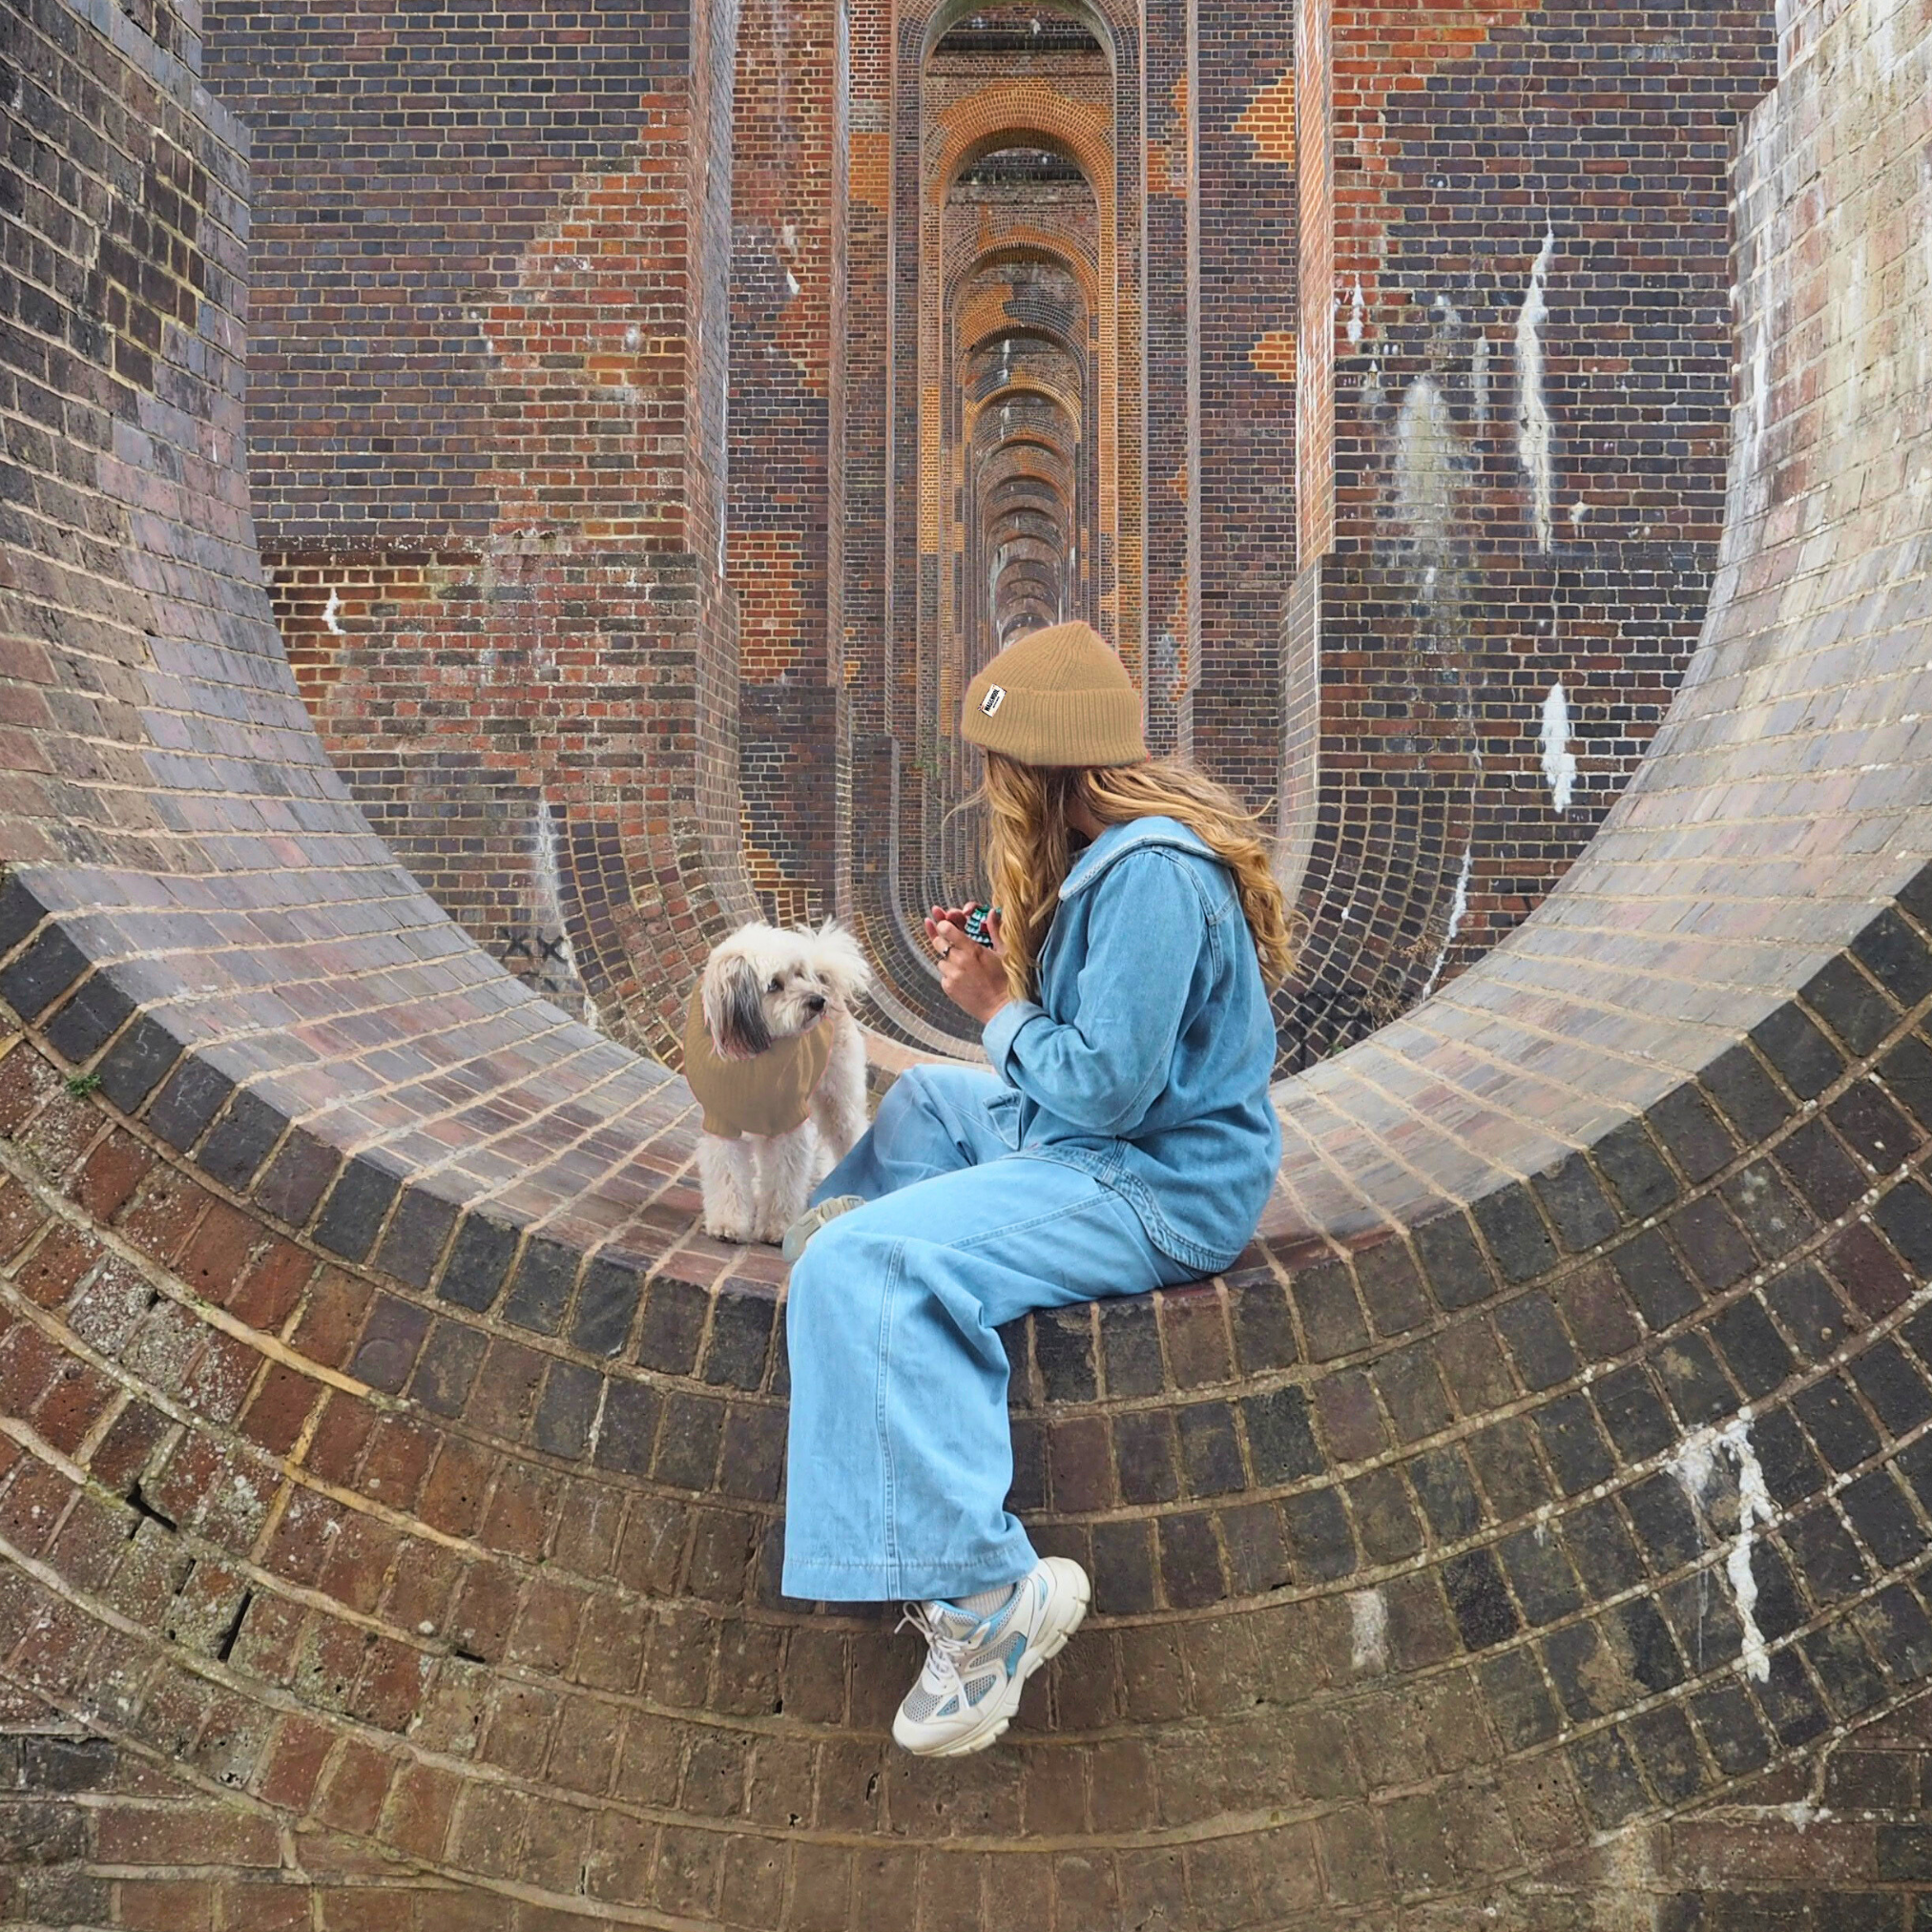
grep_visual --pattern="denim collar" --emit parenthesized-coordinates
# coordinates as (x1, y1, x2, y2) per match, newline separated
(1058, 815, 1217, 900)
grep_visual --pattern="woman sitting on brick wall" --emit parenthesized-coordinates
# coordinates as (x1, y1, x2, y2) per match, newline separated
(779, 620, 1296, 1757)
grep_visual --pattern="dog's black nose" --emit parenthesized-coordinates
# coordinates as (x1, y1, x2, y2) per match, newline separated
(806, 994, 826, 1013)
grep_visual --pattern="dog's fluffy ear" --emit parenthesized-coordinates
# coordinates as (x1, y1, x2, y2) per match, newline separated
(811, 919, 873, 1005)
(702, 947, 773, 1060)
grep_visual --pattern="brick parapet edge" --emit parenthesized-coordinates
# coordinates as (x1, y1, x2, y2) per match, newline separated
(14, 877, 1932, 1912)
(7, 849, 1932, 1923)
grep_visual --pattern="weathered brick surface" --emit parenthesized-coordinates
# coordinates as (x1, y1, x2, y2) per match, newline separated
(8, 0, 1932, 1925)
(202, 0, 756, 1057)
(1280, 0, 1780, 1070)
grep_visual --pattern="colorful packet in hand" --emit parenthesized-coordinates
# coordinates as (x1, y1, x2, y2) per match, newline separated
(962, 904, 999, 948)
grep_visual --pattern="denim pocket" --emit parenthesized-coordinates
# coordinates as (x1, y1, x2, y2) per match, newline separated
(985, 1088, 1021, 1150)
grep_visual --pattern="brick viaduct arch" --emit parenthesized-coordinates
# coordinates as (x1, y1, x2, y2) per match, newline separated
(10, 0, 1932, 1926)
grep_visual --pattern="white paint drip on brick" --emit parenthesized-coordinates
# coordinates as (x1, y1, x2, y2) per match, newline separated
(1347, 277, 1365, 349)
(1515, 227, 1557, 551)
(534, 795, 594, 1029)
(1725, 1416, 1776, 1684)
(1471, 332, 1490, 433)
(1348, 1589, 1387, 1674)
(1539, 681, 1577, 815)
(1396, 374, 1457, 561)
(1421, 843, 1474, 999)
(322, 586, 343, 636)
(1672, 1412, 1776, 1684)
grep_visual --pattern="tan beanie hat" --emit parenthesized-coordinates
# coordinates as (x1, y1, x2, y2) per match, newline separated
(961, 620, 1148, 767)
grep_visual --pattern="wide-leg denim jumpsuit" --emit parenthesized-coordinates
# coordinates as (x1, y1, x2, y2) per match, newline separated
(780, 817, 1281, 1604)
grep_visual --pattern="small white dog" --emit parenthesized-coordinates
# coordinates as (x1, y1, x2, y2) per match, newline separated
(685, 919, 872, 1245)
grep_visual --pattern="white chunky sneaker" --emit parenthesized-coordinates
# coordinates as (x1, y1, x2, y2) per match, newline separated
(890, 1556, 1091, 1757)
(779, 1194, 864, 1263)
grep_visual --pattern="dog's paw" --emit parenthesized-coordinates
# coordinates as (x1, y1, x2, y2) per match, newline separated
(704, 1213, 758, 1245)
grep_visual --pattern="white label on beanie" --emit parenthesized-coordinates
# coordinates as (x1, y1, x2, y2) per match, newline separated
(980, 685, 1006, 716)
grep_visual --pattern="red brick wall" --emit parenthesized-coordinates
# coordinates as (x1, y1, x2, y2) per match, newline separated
(1278, 0, 1780, 1070)
(729, 0, 845, 930)
(1192, 5, 1300, 807)
(206, 0, 754, 1060)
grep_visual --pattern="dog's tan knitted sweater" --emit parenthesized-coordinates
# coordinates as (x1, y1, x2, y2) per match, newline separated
(682, 989, 835, 1139)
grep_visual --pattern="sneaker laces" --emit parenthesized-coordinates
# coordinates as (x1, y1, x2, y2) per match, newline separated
(896, 1601, 975, 1701)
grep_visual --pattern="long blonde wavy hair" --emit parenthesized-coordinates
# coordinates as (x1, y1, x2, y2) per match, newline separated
(980, 752, 1298, 1001)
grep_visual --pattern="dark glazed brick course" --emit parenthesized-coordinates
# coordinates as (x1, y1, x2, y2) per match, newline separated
(1710, 1296, 1796, 1397)
(1355, 1241, 1431, 1337)
(0, 927, 89, 1022)
(1499, 1524, 1583, 1627)
(593, 1381, 662, 1479)
(1612, 1230, 1702, 1331)
(702, 1288, 776, 1391)
(43, 972, 135, 1066)
(93, 1013, 183, 1115)
(1702, 1045, 1797, 1144)
(437, 1216, 520, 1314)
(1852, 1341, 1932, 1435)
(145, 1057, 235, 1154)
(1228, 1275, 1298, 1372)
(1472, 1189, 1558, 1284)
(503, 1239, 578, 1338)
(1294, 1261, 1371, 1361)
(572, 1257, 642, 1359)
(1035, 1307, 1098, 1403)
(1099, 1297, 1162, 1398)
(1652, 1333, 1738, 1427)
(1494, 1291, 1577, 1390)
(196, 1091, 286, 1192)
(1803, 955, 1901, 1058)
(1855, 906, 1932, 1008)
(1375, 1345, 1453, 1442)
(254, 1129, 339, 1231)
(1533, 1153, 1623, 1251)
(1442, 1547, 1518, 1651)
(1240, 1384, 1322, 1484)
(312, 1157, 404, 1266)
(1280, 1488, 1355, 1582)
(1113, 1411, 1180, 1506)
(1651, 1087, 1741, 1187)
(637, 1276, 710, 1377)
(1671, 1196, 1755, 1295)
(1414, 1214, 1495, 1313)
(1751, 1006, 1845, 1101)
(1592, 1123, 1680, 1221)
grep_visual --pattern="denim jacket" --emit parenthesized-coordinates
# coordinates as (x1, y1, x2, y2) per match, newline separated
(979, 816, 1280, 1274)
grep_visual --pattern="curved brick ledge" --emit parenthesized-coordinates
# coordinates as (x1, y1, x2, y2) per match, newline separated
(7, 0, 1932, 1925)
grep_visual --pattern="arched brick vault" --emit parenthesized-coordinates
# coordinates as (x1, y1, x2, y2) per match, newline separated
(197, 0, 1783, 1077)
(22, 3, 1932, 1932)
(1276, 0, 1784, 1075)
(913, 108, 1112, 945)
(201, 0, 760, 1061)
(824, 0, 1145, 1045)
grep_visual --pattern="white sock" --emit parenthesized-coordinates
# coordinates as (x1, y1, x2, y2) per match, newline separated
(951, 1579, 1021, 1618)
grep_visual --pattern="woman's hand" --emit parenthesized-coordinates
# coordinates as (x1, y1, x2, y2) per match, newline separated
(924, 904, 1010, 1027)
